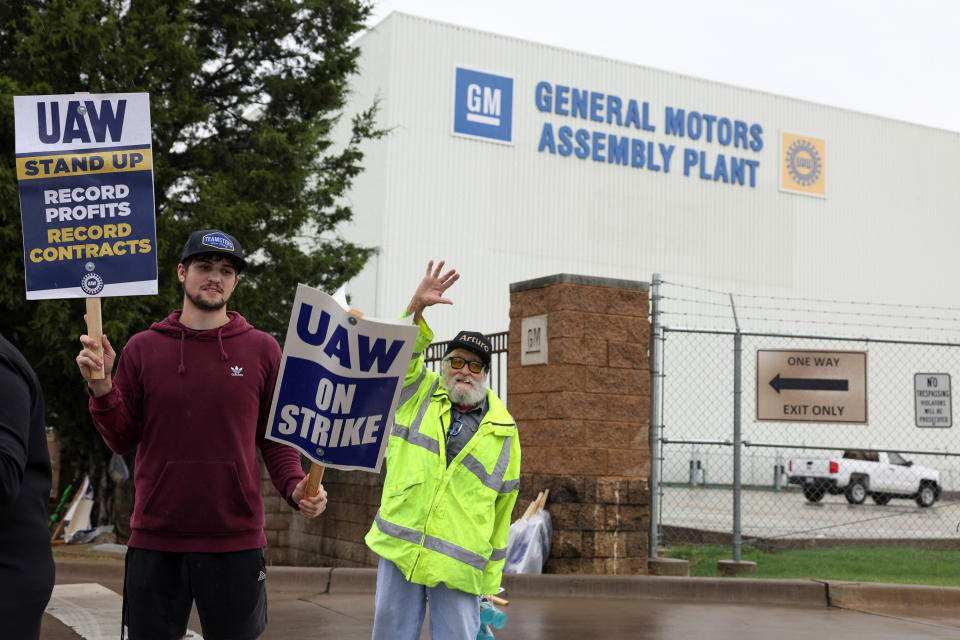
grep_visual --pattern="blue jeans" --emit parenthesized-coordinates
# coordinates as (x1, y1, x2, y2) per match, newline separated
(371, 556, 480, 640)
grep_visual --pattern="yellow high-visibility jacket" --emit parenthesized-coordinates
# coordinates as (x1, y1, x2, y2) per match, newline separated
(365, 317, 521, 595)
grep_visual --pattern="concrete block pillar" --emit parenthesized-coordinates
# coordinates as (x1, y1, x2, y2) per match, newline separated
(508, 274, 651, 575)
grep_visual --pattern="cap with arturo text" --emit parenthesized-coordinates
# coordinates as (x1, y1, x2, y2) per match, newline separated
(445, 330, 492, 368)
(180, 229, 246, 271)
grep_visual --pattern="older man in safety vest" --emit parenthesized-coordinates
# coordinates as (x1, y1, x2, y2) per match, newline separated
(365, 260, 521, 640)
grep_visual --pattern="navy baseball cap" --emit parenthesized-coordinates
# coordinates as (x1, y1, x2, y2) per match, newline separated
(180, 229, 246, 271)
(445, 331, 492, 368)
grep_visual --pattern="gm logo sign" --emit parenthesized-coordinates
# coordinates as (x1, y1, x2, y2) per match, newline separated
(452, 67, 514, 144)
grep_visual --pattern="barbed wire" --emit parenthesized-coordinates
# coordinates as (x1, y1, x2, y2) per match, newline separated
(655, 311, 960, 337)
(661, 279, 960, 314)
(659, 295, 730, 309)
(661, 294, 960, 326)
(655, 311, 737, 323)
(656, 280, 960, 336)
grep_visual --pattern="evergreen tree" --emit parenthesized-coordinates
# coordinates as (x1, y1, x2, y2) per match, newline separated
(0, 0, 381, 526)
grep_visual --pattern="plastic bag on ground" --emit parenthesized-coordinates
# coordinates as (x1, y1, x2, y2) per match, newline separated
(503, 509, 552, 574)
(63, 474, 95, 543)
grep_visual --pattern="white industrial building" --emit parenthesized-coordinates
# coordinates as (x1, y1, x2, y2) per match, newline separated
(340, 12, 960, 342)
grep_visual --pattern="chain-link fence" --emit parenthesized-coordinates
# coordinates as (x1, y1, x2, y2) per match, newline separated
(650, 276, 960, 559)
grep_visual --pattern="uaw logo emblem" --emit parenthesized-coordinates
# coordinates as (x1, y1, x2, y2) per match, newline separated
(780, 132, 826, 196)
(80, 272, 104, 295)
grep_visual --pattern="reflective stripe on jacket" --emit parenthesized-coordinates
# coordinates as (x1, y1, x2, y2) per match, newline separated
(365, 317, 521, 595)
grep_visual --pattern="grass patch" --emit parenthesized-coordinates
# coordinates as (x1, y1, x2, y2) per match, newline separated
(665, 545, 960, 587)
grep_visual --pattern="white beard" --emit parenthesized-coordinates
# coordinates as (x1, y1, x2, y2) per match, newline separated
(443, 370, 487, 407)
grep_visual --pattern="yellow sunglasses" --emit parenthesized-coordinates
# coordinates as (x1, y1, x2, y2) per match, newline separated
(444, 356, 485, 374)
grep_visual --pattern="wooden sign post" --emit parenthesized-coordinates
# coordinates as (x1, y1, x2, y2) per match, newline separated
(86, 298, 105, 379)
(75, 92, 105, 381)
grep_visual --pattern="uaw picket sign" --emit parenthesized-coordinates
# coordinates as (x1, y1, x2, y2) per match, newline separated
(14, 92, 158, 299)
(756, 349, 867, 423)
(915, 373, 951, 428)
(265, 285, 418, 472)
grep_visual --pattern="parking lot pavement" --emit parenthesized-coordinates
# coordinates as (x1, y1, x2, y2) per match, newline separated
(48, 556, 960, 640)
(661, 486, 960, 540)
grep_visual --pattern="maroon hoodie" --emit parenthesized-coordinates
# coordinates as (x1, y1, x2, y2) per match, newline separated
(89, 310, 304, 552)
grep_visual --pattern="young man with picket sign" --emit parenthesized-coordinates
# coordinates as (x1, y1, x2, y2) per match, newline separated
(365, 260, 522, 640)
(76, 229, 328, 640)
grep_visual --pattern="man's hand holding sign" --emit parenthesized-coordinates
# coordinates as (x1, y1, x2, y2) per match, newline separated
(76, 331, 116, 395)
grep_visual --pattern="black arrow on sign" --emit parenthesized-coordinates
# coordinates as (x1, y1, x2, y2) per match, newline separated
(769, 374, 849, 394)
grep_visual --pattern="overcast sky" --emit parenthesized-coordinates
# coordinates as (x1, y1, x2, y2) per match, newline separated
(366, 0, 960, 133)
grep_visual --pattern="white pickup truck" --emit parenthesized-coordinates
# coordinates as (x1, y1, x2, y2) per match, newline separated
(788, 450, 941, 507)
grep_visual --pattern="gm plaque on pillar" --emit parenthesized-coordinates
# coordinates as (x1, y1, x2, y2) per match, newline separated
(521, 314, 548, 366)
(14, 93, 158, 299)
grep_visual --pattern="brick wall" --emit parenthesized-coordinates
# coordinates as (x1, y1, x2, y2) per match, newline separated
(261, 464, 383, 567)
(508, 275, 651, 574)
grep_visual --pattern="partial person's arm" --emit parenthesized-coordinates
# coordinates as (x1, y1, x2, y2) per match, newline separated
(401, 260, 458, 387)
(0, 354, 33, 506)
(77, 332, 144, 453)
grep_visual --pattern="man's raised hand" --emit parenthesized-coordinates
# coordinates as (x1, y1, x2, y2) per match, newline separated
(407, 260, 459, 323)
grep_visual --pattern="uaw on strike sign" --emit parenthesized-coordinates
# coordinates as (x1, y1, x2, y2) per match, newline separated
(14, 93, 157, 299)
(266, 285, 419, 472)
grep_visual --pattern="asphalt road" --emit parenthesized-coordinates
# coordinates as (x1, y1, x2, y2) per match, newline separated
(43, 556, 960, 640)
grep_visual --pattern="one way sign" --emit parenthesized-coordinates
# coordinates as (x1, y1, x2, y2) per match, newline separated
(756, 349, 867, 423)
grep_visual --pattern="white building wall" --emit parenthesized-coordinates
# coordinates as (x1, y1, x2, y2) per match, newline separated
(340, 13, 960, 341)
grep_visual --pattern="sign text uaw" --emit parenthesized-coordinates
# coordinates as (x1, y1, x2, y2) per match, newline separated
(265, 285, 418, 472)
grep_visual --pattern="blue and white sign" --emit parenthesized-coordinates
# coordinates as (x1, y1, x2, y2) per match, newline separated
(452, 67, 514, 144)
(14, 92, 158, 300)
(266, 285, 419, 472)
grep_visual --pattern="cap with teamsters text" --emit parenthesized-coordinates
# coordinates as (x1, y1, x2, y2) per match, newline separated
(180, 229, 246, 271)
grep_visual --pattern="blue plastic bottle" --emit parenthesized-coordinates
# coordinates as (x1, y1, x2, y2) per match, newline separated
(480, 602, 507, 629)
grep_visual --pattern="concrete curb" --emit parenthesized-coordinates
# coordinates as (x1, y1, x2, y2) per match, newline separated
(53, 557, 960, 612)
(264, 566, 379, 594)
(55, 557, 126, 585)
(500, 573, 826, 607)
(825, 580, 960, 612)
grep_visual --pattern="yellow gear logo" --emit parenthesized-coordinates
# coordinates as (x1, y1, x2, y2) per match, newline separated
(780, 132, 826, 196)
(785, 139, 822, 187)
